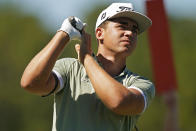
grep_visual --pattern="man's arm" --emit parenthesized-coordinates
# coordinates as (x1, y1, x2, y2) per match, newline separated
(21, 17, 85, 96)
(78, 32, 145, 115)
(84, 55, 145, 115)
(21, 32, 69, 96)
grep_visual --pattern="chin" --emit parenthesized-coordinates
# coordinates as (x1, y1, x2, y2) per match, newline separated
(117, 48, 133, 57)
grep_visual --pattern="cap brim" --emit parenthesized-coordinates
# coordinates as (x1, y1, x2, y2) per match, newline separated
(109, 11, 152, 34)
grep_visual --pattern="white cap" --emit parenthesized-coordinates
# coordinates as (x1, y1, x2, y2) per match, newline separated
(95, 2, 152, 34)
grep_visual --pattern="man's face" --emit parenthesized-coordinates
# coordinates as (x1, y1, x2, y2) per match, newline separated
(100, 17, 138, 56)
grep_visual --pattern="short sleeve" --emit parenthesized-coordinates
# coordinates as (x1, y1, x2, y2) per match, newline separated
(52, 58, 76, 93)
(131, 77, 155, 112)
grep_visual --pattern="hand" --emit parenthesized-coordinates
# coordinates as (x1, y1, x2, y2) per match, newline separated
(58, 16, 86, 40)
(75, 31, 92, 64)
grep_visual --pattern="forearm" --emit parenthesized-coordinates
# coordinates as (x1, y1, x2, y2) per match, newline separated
(21, 31, 69, 94)
(83, 55, 143, 115)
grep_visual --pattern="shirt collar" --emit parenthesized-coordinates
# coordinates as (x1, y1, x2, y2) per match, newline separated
(92, 54, 129, 78)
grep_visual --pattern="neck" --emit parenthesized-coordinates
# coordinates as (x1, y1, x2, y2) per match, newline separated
(96, 53, 126, 77)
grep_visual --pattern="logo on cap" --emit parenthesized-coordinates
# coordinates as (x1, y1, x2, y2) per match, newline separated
(117, 6, 133, 12)
(101, 12, 106, 20)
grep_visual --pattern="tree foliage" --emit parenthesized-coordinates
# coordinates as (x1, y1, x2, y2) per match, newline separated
(0, 7, 53, 131)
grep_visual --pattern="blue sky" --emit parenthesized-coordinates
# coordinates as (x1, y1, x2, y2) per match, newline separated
(1, 0, 196, 31)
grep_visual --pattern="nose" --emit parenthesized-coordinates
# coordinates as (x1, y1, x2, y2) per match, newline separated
(124, 30, 133, 37)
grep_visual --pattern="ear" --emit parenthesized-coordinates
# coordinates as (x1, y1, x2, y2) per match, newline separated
(95, 27, 104, 41)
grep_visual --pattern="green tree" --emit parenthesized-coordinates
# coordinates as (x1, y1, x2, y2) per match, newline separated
(0, 6, 53, 131)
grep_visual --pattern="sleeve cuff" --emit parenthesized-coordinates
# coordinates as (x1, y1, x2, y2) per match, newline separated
(128, 86, 147, 114)
(52, 70, 64, 93)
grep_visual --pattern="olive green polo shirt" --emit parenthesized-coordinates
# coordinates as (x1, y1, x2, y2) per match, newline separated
(52, 57, 155, 131)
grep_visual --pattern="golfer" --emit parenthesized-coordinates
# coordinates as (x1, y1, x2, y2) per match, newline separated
(21, 2, 155, 131)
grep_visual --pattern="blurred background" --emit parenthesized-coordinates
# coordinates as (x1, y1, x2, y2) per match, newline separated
(0, 0, 196, 130)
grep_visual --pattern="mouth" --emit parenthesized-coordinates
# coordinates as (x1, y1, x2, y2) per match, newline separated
(120, 40, 132, 45)
(122, 40, 131, 42)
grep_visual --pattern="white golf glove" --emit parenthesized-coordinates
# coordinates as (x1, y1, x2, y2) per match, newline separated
(58, 16, 86, 40)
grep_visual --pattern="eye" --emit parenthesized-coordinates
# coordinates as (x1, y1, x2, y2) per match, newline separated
(131, 26, 139, 34)
(117, 24, 128, 30)
(119, 25, 127, 29)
